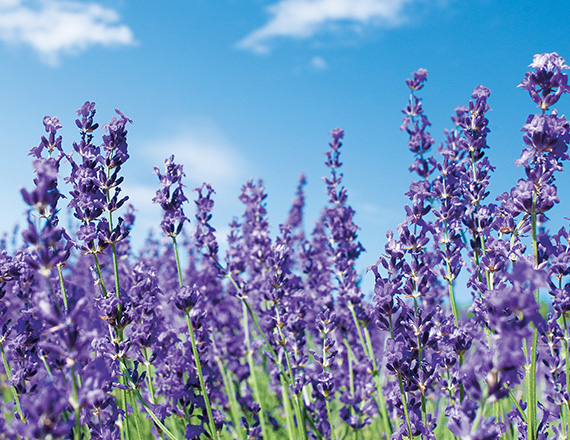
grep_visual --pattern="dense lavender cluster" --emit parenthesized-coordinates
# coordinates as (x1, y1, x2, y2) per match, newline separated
(0, 53, 569, 440)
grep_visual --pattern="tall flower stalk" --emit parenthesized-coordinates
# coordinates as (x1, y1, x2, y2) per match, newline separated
(515, 52, 570, 440)
(154, 155, 219, 440)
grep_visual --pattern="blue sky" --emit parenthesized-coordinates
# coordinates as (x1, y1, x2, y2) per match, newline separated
(1, 0, 570, 296)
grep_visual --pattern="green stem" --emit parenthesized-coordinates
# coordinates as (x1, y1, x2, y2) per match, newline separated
(344, 340, 358, 426)
(186, 312, 219, 440)
(120, 361, 180, 440)
(274, 304, 307, 440)
(172, 236, 184, 287)
(121, 386, 131, 440)
(171, 235, 219, 439)
(527, 190, 539, 440)
(111, 243, 121, 299)
(413, 298, 428, 429)
(348, 304, 370, 357)
(364, 327, 392, 436)
(1, 341, 26, 423)
(71, 364, 82, 440)
(129, 390, 144, 440)
(56, 263, 68, 313)
(447, 277, 459, 323)
(389, 313, 414, 439)
(509, 391, 527, 423)
(281, 374, 296, 440)
(223, 264, 316, 437)
(563, 314, 570, 433)
(242, 301, 269, 438)
(93, 253, 109, 297)
(143, 348, 156, 404)
(324, 396, 337, 440)
(214, 352, 244, 439)
(397, 371, 414, 440)
(40, 351, 54, 382)
(440, 181, 460, 323)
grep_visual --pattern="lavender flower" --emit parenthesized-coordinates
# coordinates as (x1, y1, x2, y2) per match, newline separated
(194, 183, 218, 257)
(153, 155, 188, 238)
(519, 52, 570, 111)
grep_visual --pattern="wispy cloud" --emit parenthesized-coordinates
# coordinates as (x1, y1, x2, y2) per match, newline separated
(238, 0, 415, 54)
(310, 55, 327, 70)
(0, 0, 135, 65)
(143, 121, 250, 190)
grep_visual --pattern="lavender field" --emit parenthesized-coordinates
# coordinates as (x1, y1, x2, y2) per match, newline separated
(1, 52, 569, 440)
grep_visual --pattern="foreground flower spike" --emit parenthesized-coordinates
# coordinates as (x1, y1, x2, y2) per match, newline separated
(405, 68, 428, 91)
(402, 69, 435, 179)
(21, 158, 63, 220)
(153, 155, 189, 238)
(67, 102, 106, 229)
(284, 173, 307, 248)
(21, 125, 72, 311)
(194, 183, 218, 257)
(454, 85, 496, 293)
(321, 128, 377, 433)
(510, 52, 570, 440)
(97, 109, 133, 279)
(519, 52, 570, 111)
(28, 116, 64, 159)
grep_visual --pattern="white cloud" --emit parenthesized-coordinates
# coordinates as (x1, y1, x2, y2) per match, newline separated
(0, 0, 135, 64)
(238, 0, 415, 53)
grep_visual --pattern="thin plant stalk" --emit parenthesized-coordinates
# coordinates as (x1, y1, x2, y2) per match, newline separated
(120, 361, 180, 440)
(39, 351, 55, 382)
(438, 178, 460, 323)
(172, 236, 184, 287)
(319, 325, 336, 440)
(143, 348, 156, 404)
(324, 396, 337, 440)
(172, 236, 219, 440)
(224, 269, 309, 418)
(348, 303, 370, 357)
(343, 340, 358, 431)
(364, 327, 392, 436)
(93, 253, 109, 298)
(242, 300, 269, 438)
(128, 388, 144, 440)
(273, 303, 307, 440)
(56, 263, 68, 313)
(527, 191, 539, 440)
(91, 252, 130, 439)
(413, 297, 428, 429)
(280, 374, 296, 440)
(71, 364, 83, 440)
(121, 387, 131, 440)
(389, 313, 415, 440)
(213, 352, 244, 439)
(185, 314, 219, 440)
(222, 264, 314, 439)
(397, 371, 415, 440)
(563, 314, 570, 434)
(1, 341, 26, 423)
